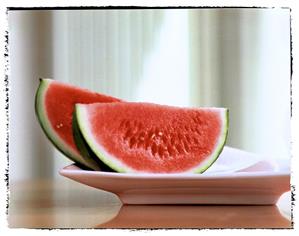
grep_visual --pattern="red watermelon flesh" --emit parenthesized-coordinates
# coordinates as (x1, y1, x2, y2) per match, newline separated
(75, 102, 229, 173)
(35, 78, 121, 170)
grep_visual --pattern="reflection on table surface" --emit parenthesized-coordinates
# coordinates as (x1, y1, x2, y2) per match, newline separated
(8, 179, 292, 229)
(98, 204, 291, 229)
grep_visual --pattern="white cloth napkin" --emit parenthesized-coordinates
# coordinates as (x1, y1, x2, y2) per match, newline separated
(203, 146, 280, 175)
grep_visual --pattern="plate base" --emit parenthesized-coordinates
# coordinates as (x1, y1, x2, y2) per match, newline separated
(119, 192, 280, 205)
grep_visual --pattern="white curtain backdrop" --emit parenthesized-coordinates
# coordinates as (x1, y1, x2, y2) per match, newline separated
(189, 9, 290, 162)
(8, 9, 290, 182)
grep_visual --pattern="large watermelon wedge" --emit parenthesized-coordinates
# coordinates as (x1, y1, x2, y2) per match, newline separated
(75, 102, 229, 173)
(35, 78, 121, 170)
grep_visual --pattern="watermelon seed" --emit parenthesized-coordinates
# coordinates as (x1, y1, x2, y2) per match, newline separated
(124, 120, 131, 129)
(164, 151, 170, 159)
(170, 136, 176, 146)
(167, 146, 175, 157)
(124, 129, 133, 139)
(131, 121, 141, 133)
(192, 117, 198, 123)
(192, 137, 199, 144)
(175, 143, 184, 155)
(139, 131, 146, 141)
(56, 123, 63, 128)
(195, 128, 203, 135)
(178, 133, 184, 141)
(119, 120, 126, 129)
(129, 137, 137, 148)
(151, 143, 158, 156)
(137, 121, 143, 130)
(186, 135, 192, 143)
(137, 138, 145, 149)
(136, 140, 144, 149)
(193, 116, 203, 125)
(190, 127, 197, 132)
(158, 145, 165, 158)
(147, 128, 153, 136)
(162, 135, 168, 144)
(154, 127, 159, 133)
(144, 139, 151, 150)
(183, 140, 190, 153)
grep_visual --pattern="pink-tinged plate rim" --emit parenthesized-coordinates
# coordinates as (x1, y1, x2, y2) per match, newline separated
(59, 163, 290, 180)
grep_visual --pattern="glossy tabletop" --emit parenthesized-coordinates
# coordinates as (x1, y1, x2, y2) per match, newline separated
(8, 178, 292, 229)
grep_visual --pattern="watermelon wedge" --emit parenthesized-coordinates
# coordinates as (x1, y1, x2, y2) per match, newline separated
(75, 102, 229, 173)
(35, 78, 121, 170)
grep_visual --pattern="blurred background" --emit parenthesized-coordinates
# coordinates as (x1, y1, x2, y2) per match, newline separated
(8, 8, 291, 182)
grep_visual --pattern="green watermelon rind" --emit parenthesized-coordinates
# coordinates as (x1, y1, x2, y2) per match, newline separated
(76, 104, 229, 174)
(35, 78, 101, 170)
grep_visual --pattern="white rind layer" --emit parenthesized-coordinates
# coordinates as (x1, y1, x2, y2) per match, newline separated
(76, 104, 229, 174)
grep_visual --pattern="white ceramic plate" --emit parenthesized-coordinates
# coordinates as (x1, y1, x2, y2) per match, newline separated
(59, 147, 290, 205)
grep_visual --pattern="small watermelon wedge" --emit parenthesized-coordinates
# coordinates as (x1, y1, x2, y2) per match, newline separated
(75, 102, 229, 174)
(35, 78, 121, 170)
